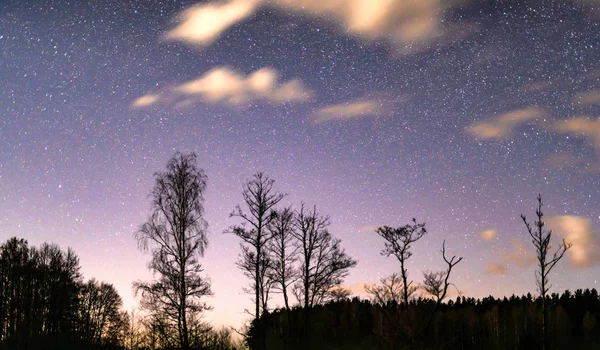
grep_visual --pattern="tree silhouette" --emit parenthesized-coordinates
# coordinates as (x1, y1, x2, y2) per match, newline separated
(266, 207, 298, 316)
(134, 152, 212, 350)
(365, 273, 406, 306)
(375, 219, 427, 309)
(78, 279, 124, 345)
(292, 203, 357, 308)
(227, 172, 285, 346)
(521, 194, 572, 350)
(421, 240, 463, 349)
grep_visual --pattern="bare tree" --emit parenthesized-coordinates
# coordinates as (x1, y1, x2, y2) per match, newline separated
(227, 172, 285, 324)
(521, 194, 572, 350)
(421, 241, 463, 350)
(123, 309, 143, 350)
(292, 203, 357, 308)
(266, 207, 298, 314)
(375, 219, 427, 308)
(134, 152, 212, 350)
(365, 273, 412, 306)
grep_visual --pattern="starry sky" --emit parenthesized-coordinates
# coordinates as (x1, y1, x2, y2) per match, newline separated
(1, 0, 600, 328)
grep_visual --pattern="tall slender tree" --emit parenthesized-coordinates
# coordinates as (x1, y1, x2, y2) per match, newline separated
(228, 172, 285, 321)
(521, 194, 572, 350)
(134, 152, 212, 350)
(292, 203, 357, 308)
(266, 207, 298, 314)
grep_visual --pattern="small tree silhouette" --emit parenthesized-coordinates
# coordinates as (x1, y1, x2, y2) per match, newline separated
(375, 219, 427, 308)
(520, 194, 572, 350)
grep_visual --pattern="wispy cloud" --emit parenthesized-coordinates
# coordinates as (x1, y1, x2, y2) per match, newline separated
(572, 89, 600, 107)
(164, 0, 473, 54)
(485, 261, 508, 275)
(503, 238, 536, 268)
(546, 153, 600, 174)
(548, 215, 600, 269)
(554, 117, 600, 149)
(312, 100, 381, 124)
(479, 229, 497, 241)
(164, 0, 259, 46)
(485, 238, 536, 275)
(131, 93, 160, 108)
(131, 66, 313, 108)
(358, 225, 380, 233)
(466, 107, 546, 139)
(518, 80, 555, 93)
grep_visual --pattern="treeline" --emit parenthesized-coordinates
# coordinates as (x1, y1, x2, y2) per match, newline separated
(0, 237, 241, 350)
(250, 290, 600, 350)
(0, 237, 123, 349)
(1, 152, 591, 350)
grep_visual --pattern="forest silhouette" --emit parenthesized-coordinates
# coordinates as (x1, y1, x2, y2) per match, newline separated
(0, 153, 598, 350)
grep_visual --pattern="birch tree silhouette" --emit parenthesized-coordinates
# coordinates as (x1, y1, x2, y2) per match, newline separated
(134, 152, 212, 350)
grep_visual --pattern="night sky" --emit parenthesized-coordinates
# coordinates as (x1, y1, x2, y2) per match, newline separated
(1, 0, 600, 328)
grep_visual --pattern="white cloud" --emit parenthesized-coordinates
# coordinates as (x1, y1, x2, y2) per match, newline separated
(165, 0, 472, 53)
(312, 100, 381, 123)
(131, 93, 160, 108)
(548, 215, 600, 269)
(466, 107, 546, 139)
(132, 66, 312, 108)
(174, 66, 312, 104)
(164, 0, 259, 46)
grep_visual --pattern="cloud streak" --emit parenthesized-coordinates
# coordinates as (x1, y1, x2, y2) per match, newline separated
(572, 89, 600, 107)
(554, 117, 600, 149)
(546, 153, 600, 174)
(131, 93, 160, 108)
(312, 100, 382, 123)
(466, 108, 546, 139)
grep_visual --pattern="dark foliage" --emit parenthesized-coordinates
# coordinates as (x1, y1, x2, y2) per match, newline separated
(0, 237, 127, 350)
(249, 289, 600, 350)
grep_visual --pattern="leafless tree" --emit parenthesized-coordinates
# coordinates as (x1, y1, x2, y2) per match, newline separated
(134, 152, 212, 350)
(266, 207, 299, 314)
(123, 309, 143, 350)
(292, 203, 357, 308)
(227, 172, 285, 322)
(421, 241, 463, 350)
(365, 273, 414, 306)
(521, 194, 572, 350)
(375, 219, 427, 308)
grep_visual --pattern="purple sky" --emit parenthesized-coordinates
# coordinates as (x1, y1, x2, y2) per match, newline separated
(1, 0, 600, 328)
